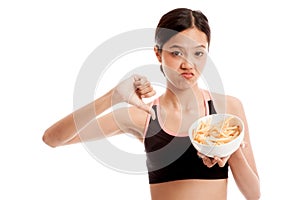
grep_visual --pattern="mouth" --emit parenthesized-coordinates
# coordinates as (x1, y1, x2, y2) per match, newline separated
(181, 72, 194, 79)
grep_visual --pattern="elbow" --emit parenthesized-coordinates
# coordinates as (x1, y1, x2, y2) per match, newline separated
(248, 192, 261, 200)
(42, 129, 59, 148)
(255, 189, 262, 200)
(246, 193, 261, 200)
(245, 185, 261, 200)
(257, 192, 262, 200)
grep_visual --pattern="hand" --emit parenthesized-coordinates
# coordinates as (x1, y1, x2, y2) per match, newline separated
(134, 75, 156, 98)
(197, 152, 230, 168)
(113, 74, 156, 119)
(197, 142, 247, 168)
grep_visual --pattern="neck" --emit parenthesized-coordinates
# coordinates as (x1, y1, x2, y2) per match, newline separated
(161, 82, 202, 112)
(159, 82, 204, 135)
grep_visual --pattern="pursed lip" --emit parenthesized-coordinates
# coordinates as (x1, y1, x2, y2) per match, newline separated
(180, 72, 194, 79)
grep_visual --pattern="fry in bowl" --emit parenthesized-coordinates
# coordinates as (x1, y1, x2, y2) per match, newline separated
(188, 114, 244, 158)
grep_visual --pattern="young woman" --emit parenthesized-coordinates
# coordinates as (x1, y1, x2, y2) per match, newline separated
(43, 8, 260, 200)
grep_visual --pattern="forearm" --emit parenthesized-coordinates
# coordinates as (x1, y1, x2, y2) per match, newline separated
(228, 148, 261, 200)
(43, 89, 114, 147)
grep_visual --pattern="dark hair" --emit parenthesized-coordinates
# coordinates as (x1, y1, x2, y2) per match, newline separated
(155, 8, 211, 50)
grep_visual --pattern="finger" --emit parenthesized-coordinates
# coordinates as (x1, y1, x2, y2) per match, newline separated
(140, 90, 156, 98)
(197, 152, 205, 159)
(197, 152, 215, 164)
(134, 80, 150, 89)
(134, 77, 156, 98)
(211, 157, 218, 166)
(134, 75, 147, 85)
(149, 108, 156, 120)
(133, 75, 143, 81)
(137, 85, 153, 95)
(133, 76, 156, 119)
(215, 156, 230, 167)
(136, 85, 153, 94)
(218, 160, 227, 167)
(205, 159, 217, 168)
(138, 87, 156, 98)
(214, 157, 225, 167)
(202, 156, 217, 168)
(134, 100, 156, 120)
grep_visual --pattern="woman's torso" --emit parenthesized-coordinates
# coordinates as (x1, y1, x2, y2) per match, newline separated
(143, 94, 228, 199)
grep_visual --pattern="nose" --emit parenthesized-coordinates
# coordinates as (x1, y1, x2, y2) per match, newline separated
(180, 57, 194, 70)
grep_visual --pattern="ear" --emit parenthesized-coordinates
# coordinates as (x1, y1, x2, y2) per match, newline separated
(154, 45, 162, 63)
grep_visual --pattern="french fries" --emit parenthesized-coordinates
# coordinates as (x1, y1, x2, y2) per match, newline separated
(192, 116, 241, 146)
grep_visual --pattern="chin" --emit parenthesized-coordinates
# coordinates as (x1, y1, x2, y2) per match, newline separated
(172, 80, 198, 90)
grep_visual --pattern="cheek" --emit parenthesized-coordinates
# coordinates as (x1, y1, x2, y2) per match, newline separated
(161, 59, 180, 80)
(194, 56, 208, 73)
(161, 65, 182, 86)
(161, 54, 181, 69)
(195, 61, 205, 73)
(162, 65, 177, 78)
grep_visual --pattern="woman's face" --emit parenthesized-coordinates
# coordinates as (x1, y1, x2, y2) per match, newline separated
(156, 28, 208, 90)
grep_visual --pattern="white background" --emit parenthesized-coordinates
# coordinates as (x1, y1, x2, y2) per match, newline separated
(1, 0, 299, 199)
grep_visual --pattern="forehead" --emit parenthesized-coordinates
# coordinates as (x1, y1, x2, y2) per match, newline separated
(164, 28, 208, 49)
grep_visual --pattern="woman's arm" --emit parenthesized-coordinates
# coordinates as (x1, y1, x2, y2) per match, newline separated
(227, 96, 261, 200)
(42, 75, 155, 147)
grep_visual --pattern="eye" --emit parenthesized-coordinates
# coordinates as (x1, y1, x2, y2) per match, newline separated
(194, 51, 204, 57)
(171, 51, 183, 57)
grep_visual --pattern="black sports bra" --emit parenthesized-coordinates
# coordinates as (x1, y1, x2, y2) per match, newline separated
(144, 100, 228, 184)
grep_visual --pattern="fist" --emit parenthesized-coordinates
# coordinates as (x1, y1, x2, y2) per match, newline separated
(113, 74, 156, 119)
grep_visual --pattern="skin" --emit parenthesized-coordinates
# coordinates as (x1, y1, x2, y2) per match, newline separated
(43, 28, 260, 199)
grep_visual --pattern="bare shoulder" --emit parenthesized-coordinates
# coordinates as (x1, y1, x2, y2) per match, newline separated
(207, 91, 245, 116)
(225, 95, 244, 115)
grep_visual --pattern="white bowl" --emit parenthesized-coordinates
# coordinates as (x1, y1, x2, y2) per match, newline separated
(188, 114, 244, 158)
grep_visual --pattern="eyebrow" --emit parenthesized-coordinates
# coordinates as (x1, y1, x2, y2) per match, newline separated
(169, 44, 207, 49)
